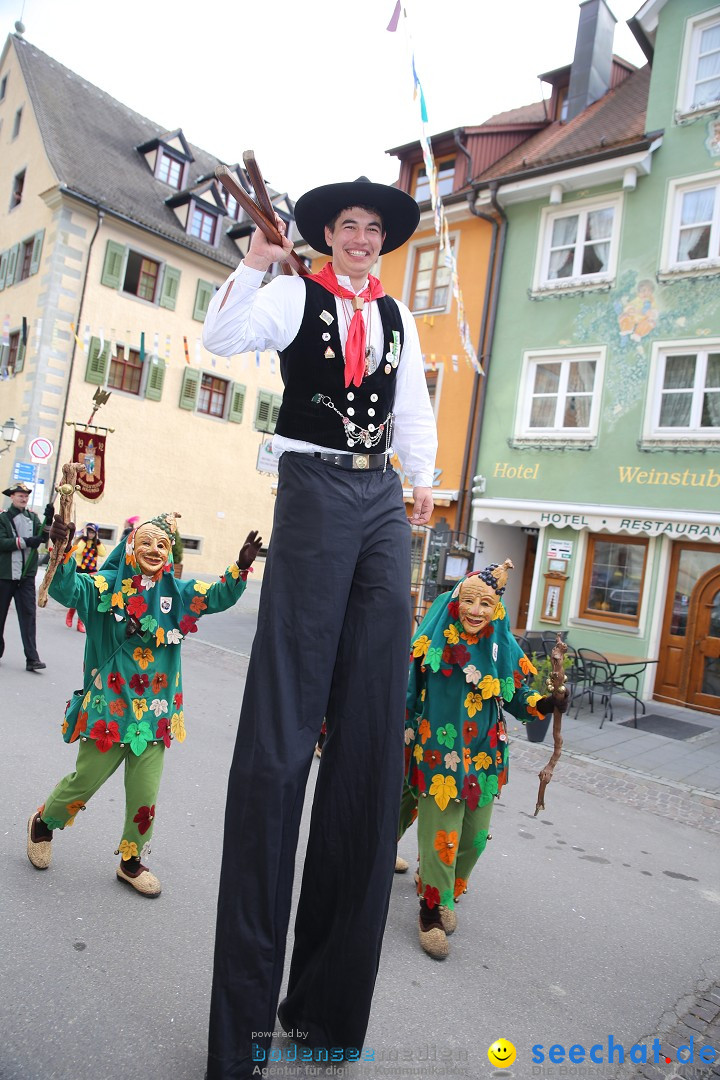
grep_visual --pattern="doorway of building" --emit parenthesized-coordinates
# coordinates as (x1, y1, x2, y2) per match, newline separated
(655, 542, 720, 711)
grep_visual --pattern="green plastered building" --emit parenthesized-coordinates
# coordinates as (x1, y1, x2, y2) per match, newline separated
(468, 0, 720, 712)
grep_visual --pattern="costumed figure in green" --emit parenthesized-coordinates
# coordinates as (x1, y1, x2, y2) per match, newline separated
(26, 512, 261, 896)
(398, 558, 567, 958)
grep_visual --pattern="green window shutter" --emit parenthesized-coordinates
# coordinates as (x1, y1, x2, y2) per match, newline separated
(14, 336, 25, 374)
(144, 358, 166, 401)
(0, 345, 8, 372)
(6, 244, 19, 285)
(179, 366, 199, 410)
(101, 240, 125, 289)
(193, 279, 215, 322)
(269, 393, 282, 434)
(84, 336, 109, 385)
(228, 381, 246, 423)
(0, 251, 8, 290)
(29, 229, 44, 275)
(159, 265, 181, 310)
(254, 390, 273, 432)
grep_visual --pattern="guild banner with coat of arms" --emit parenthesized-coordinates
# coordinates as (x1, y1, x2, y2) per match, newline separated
(72, 428, 107, 500)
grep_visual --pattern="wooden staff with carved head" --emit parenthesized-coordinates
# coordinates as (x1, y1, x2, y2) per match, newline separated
(38, 462, 79, 608)
(534, 633, 568, 815)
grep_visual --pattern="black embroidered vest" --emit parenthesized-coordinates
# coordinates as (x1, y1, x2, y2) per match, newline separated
(275, 279, 404, 451)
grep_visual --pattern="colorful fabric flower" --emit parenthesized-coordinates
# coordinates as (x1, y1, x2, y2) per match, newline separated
(166, 628, 182, 645)
(90, 694, 107, 714)
(69, 711, 88, 742)
(93, 575, 108, 594)
(133, 646, 154, 670)
(424, 646, 443, 672)
(423, 884, 441, 909)
(463, 720, 479, 745)
(155, 626, 165, 647)
(118, 839, 138, 861)
(90, 719, 120, 753)
(464, 692, 483, 717)
(127, 594, 148, 619)
(173, 692, 183, 709)
(127, 720, 154, 756)
(140, 614, 158, 634)
(107, 671, 125, 694)
(149, 698, 168, 717)
(413, 743, 423, 763)
(151, 671, 168, 694)
(129, 673, 149, 695)
(132, 698, 148, 720)
(121, 577, 137, 596)
(189, 595, 207, 615)
(404, 727, 415, 745)
(423, 749, 442, 768)
(429, 773, 457, 810)
(156, 717, 172, 748)
(179, 615, 198, 636)
(170, 710, 186, 743)
(443, 643, 470, 667)
(444, 750, 461, 772)
(479, 674, 500, 699)
(461, 774, 481, 811)
(434, 829, 459, 865)
(519, 654, 537, 676)
(193, 580, 210, 595)
(418, 718, 432, 745)
(436, 723, 458, 748)
(443, 624, 460, 645)
(111, 591, 125, 610)
(109, 698, 127, 718)
(473, 751, 492, 770)
(133, 804, 155, 836)
(463, 664, 482, 685)
(410, 765, 426, 794)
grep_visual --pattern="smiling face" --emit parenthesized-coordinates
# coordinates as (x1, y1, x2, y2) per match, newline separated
(487, 1039, 516, 1068)
(324, 206, 385, 288)
(457, 576, 499, 635)
(133, 524, 171, 577)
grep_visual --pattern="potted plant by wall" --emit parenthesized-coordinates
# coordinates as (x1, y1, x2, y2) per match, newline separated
(172, 532, 184, 579)
(525, 652, 571, 743)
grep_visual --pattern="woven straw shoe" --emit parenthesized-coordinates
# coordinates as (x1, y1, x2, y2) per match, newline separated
(116, 862, 162, 897)
(394, 855, 409, 873)
(418, 917, 449, 959)
(439, 906, 457, 934)
(27, 813, 52, 869)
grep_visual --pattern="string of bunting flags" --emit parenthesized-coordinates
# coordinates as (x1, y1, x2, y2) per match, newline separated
(387, 1, 482, 375)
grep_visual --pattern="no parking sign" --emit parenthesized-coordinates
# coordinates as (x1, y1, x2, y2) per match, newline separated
(29, 437, 53, 465)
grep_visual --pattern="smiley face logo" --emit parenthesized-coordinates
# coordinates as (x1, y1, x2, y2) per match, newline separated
(488, 1039, 516, 1068)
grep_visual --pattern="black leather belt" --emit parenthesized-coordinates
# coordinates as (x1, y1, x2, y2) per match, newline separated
(313, 452, 387, 471)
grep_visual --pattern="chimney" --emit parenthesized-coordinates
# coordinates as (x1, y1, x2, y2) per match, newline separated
(565, 0, 617, 123)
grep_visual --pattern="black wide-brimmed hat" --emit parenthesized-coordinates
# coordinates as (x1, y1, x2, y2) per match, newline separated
(3, 482, 32, 496)
(294, 177, 420, 255)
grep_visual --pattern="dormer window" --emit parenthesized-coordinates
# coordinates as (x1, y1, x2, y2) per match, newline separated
(156, 148, 184, 189)
(189, 203, 218, 244)
(414, 157, 456, 203)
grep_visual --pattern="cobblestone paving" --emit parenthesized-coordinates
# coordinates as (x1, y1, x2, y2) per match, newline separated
(509, 738, 720, 836)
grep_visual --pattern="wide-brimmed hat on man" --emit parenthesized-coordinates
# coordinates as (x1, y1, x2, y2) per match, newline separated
(3, 482, 32, 497)
(294, 177, 420, 256)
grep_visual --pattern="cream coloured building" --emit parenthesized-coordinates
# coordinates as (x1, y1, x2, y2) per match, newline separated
(0, 32, 294, 576)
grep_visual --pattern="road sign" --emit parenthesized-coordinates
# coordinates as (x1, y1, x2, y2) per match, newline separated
(12, 461, 38, 483)
(29, 437, 53, 464)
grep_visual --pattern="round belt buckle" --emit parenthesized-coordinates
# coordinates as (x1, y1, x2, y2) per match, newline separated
(354, 454, 369, 470)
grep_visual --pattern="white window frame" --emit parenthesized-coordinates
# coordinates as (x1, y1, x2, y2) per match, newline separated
(515, 346, 606, 444)
(677, 6, 720, 118)
(402, 231, 459, 315)
(643, 338, 720, 445)
(661, 172, 720, 273)
(156, 147, 185, 189)
(533, 194, 623, 293)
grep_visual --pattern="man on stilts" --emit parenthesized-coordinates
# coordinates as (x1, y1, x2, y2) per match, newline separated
(203, 175, 437, 1078)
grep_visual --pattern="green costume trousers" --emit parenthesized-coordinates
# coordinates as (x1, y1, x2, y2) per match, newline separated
(40, 741, 165, 859)
(398, 782, 493, 910)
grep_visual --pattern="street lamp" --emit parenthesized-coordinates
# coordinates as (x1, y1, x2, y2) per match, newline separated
(0, 417, 21, 454)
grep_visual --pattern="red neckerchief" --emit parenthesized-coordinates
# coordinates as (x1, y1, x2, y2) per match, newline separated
(308, 263, 385, 387)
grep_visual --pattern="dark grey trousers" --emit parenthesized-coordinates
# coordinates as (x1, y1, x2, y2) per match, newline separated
(208, 452, 412, 1079)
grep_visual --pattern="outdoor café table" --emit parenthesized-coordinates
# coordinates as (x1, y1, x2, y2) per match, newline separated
(602, 654, 659, 725)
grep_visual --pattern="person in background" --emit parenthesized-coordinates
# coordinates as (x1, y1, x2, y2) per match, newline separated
(121, 516, 139, 540)
(65, 522, 107, 633)
(0, 483, 52, 671)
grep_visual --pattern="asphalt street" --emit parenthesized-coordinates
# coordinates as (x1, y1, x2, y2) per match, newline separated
(2, 594, 719, 1080)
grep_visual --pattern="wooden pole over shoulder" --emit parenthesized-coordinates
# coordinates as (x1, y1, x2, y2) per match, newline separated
(38, 462, 80, 608)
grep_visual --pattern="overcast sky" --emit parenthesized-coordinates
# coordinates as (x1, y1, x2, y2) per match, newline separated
(2, 0, 648, 199)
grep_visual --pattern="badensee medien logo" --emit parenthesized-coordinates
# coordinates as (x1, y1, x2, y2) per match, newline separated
(531, 1035, 717, 1069)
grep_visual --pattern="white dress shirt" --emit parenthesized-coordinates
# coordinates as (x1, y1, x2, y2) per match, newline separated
(203, 262, 438, 488)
